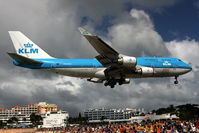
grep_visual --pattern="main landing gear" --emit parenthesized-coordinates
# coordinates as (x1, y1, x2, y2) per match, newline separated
(104, 79, 116, 88)
(104, 78, 125, 88)
(174, 76, 178, 84)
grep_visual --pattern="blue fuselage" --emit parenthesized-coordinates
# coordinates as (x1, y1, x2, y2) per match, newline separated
(14, 57, 192, 70)
(13, 57, 192, 79)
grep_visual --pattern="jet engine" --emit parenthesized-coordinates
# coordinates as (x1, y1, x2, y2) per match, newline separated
(136, 67, 154, 76)
(118, 56, 137, 67)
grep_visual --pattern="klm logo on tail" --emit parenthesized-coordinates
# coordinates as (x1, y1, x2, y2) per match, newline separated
(18, 42, 38, 54)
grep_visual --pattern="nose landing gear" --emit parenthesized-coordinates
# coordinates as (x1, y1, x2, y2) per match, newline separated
(174, 76, 178, 84)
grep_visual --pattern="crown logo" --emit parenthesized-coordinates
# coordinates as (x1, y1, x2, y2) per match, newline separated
(24, 42, 33, 48)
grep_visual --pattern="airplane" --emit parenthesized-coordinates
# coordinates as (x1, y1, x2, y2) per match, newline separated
(7, 27, 192, 88)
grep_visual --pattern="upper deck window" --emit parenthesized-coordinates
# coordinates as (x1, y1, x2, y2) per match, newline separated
(162, 59, 171, 61)
(144, 59, 157, 61)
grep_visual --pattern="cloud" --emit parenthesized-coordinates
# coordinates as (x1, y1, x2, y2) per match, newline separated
(166, 39, 199, 81)
(108, 9, 169, 57)
(49, 0, 180, 24)
(194, 0, 199, 9)
(166, 39, 199, 64)
(131, 0, 179, 8)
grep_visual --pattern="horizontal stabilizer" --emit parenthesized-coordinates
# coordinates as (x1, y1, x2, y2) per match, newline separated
(7, 52, 42, 65)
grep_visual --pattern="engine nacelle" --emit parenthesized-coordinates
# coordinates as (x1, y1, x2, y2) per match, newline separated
(137, 67, 154, 76)
(118, 56, 137, 67)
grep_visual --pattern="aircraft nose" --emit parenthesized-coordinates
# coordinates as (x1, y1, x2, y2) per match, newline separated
(187, 68, 192, 72)
(186, 64, 192, 72)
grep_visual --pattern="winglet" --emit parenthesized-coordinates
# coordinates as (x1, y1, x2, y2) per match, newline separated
(78, 27, 92, 36)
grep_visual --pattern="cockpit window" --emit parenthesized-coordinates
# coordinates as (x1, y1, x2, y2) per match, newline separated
(178, 59, 182, 61)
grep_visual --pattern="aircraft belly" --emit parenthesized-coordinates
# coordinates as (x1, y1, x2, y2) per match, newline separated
(41, 67, 189, 79)
(125, 68, 190, 78)
(167, 68, 191, 75)
(153, 68, 172, 77)
(45, 68, 105, 78)
(152, 68, 190, 77)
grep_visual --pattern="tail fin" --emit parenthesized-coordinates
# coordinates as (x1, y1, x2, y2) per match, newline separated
(8, 31, 53, 59)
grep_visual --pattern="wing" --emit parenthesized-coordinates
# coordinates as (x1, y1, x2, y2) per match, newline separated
(78, 27, 119, 67)
(78, 27, 138, 82)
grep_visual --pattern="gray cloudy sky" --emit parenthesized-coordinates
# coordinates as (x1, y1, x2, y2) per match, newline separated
(0, 0, 198, 116)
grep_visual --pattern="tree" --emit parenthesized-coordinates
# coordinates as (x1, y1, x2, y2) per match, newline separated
(22, 118, 26, 123)
(68, 117, 88, 125)
(78, 112, 82, 118)
(30, 113, 42, 127)
(22, 118, 26, 121)
(176, 104, 199, 120)
(7, 117, 18, 124)
(0, 120, 6, 129)
(152, 104, 199, 120)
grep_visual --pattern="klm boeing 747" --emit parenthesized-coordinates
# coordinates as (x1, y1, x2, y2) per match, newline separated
(8, 28, 192, 88)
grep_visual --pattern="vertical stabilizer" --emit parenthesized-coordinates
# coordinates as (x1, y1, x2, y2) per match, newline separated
(8, 31, 53, 59)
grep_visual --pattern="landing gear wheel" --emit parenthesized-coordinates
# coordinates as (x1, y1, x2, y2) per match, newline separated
(110, 85, 115, 88)
(118, 77, 125, 85)
(104, 78, 116, 88)
(110, 80, 116, 88)
(118, 82, 123, 85)
(174, 81, 178, 84)
(104, 82, 108, 86)
(174, 76, 178, 84)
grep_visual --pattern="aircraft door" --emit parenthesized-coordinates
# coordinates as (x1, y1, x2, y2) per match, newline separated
(151, 63, 155, 76)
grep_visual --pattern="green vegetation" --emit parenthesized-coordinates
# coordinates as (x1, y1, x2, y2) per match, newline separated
(152, 104, 199, 120)
(68, 117, 88, 125)
(0, 120, 6, 128)
(30, 113, 42, 126)
(7, 117, 18, 124)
